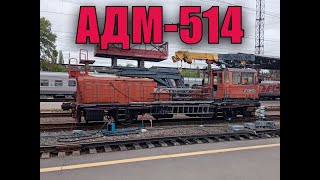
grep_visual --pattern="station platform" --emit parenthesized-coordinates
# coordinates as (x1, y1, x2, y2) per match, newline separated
(41, 138, 280, 180)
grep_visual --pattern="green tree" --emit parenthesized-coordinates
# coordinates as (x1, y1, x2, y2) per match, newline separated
(39, 17, 67, 72)
(51, 64, 68, 72)
(40, 60, 50, 71)
(182, 70, 198, 78)
(40, 17, 57, 61)
(58, 50, 64, 64)
(52, 50, 58, 64)
(196, 66, 200, 77)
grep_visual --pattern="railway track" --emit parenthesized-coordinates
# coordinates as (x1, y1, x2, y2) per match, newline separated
(40, 122, 104, 132)
(265, 106, 280, 111)
(40, 112, 72, 118)
(40, 128, 280, 159)
(40, 106, 280, 118)
(40, 98, 75, 102)
(40, 115, 280, 132)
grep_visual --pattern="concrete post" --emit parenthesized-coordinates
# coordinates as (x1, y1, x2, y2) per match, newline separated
(111, 57, 117, 67)
(137, 59, 145, 68)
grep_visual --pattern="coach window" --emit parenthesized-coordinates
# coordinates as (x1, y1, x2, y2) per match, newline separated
(55, 80, 63, 86)
(218, 73, 222, 83)
(203, 72, 209, 84)
(232, 72, 241, 85)
(213, 73, 217, 85)
(68, 80, 76, 87)
(40, 79, 49, 86)
(242, 72, 254, 85)
(224, 72, 229, 84)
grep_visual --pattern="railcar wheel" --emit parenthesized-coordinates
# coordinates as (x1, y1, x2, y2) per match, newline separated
(76, 110, 82, 125)
(223, 109, 236, 121)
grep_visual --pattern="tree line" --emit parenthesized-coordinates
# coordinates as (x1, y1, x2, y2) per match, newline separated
(40, 17, 67, 72)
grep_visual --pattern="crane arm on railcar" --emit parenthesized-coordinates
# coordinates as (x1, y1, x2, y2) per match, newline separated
(172, 51, 219, 64)
(172, 51, 255, 68)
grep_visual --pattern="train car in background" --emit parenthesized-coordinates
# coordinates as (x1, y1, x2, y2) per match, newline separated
(259, 81, 280, 100)
(40, 71, 77, 99)
(40, 71, 118, 100)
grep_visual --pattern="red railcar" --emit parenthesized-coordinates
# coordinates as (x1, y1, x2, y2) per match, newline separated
(67, 50, 260, 124)
(70, 68, 259, 123)
(76, 76, 157, 104)
(194, 68, 259, 99)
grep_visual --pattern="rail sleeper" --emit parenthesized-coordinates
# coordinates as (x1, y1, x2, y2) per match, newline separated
(171, 140, 181, 146)
(264, 134, 272, 138)
(72, 151, 80, 156)
(41, 152, 50, 159)
(58, 152, 66, 157)
(89, 148, 97, 154)
(225, 136, 235, 141)
(158, 141, 168, 147)
(179, 138, 192, 145)
(146, 142, 155, 148)
(104, 146, 113, 152)
(203, 138, 214, 143)
(119, 145, 128, 151)
(133, 143, 143, 150)
(194, 138, 203, 144)
(213, 136, 224, 142)
(238, 136, 245, 140)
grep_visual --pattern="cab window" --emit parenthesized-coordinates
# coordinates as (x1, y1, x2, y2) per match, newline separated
(203, 72, 209, 84)
(232, 72, 241, 84)
(224, 72, 229, 84)
(242, 72, 254, 85)
(218, 73, 222, 83)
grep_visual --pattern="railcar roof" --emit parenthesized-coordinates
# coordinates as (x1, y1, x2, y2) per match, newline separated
(225, 68, 257, 72)
(261, 81, 280, 83)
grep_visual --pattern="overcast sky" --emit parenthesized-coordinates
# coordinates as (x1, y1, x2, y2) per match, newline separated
(40, 0, 280, 68)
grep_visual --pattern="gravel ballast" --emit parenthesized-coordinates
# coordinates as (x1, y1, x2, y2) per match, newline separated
(40, 121, 280, 146)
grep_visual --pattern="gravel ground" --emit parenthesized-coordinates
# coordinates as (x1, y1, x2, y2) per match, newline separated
(40, 114, 192, 124)
(40, 102, 63, 111)
(265, 111, 280, 116)
(40, 112, 280, 124)
(40, 117, 76, 124)
(40, 120, 280, 146)
(40, 126, 230, 146)
(260, 101, 280, 107)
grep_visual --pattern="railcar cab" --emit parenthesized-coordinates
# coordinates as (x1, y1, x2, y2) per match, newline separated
(201, 68, 259, 99)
